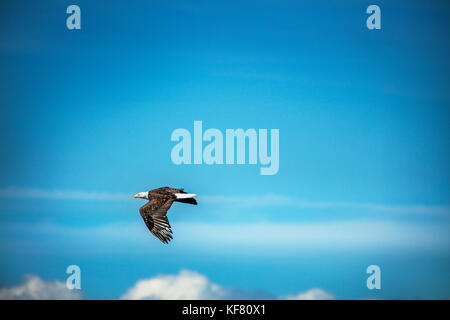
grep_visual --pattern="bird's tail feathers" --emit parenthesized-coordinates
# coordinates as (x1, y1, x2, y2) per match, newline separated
(175, 198, 198, 205)
(175, 193, 196, 199)
(174, 193, 197, 205)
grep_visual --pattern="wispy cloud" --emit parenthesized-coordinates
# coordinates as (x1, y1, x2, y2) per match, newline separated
(1, 187, 448, 215)
(176, 220, 450, 250)
(202, 194, 450, 215)
(2, 219, 448, 252)
(0, 186, 129, 201)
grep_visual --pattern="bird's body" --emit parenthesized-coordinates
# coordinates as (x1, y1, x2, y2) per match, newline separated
(134, 187, 197, 243)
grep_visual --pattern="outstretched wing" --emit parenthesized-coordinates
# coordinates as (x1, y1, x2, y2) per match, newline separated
(139, 196, 175, 244)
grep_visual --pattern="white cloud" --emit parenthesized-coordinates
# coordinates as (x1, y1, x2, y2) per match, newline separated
(121, 269, 231, 300)
(202, 194, 450, 215)
(1, 271, 331, 300)
(121, 269, 330, 300)
(0, 186, 129, 201)
(0, 275, 83, 300)
(282, 288, 335, 300)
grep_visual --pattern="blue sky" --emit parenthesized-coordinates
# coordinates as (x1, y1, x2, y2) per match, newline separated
(0, 0, 449, 299)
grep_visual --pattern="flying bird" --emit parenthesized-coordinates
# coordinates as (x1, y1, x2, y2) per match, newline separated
(134, 187, 197, 243)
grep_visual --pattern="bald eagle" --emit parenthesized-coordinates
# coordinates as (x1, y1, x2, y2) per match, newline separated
(134, 187, 197, 243)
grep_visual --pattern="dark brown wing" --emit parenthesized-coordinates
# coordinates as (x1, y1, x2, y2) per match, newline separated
(139, 196, 175, 244)
(150, 187, 184, 195)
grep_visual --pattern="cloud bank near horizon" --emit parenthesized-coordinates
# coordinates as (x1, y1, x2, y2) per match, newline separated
(0, 270, 333, 300)
(281, 288, 336, 300)
(0, 275, 83, 300)
(121, 269, 334, 300)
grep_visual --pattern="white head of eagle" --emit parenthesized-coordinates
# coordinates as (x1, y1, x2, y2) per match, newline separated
(134, 191, 149, 199)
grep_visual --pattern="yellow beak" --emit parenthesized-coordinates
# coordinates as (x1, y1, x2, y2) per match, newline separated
(134, 194, 139, 198)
